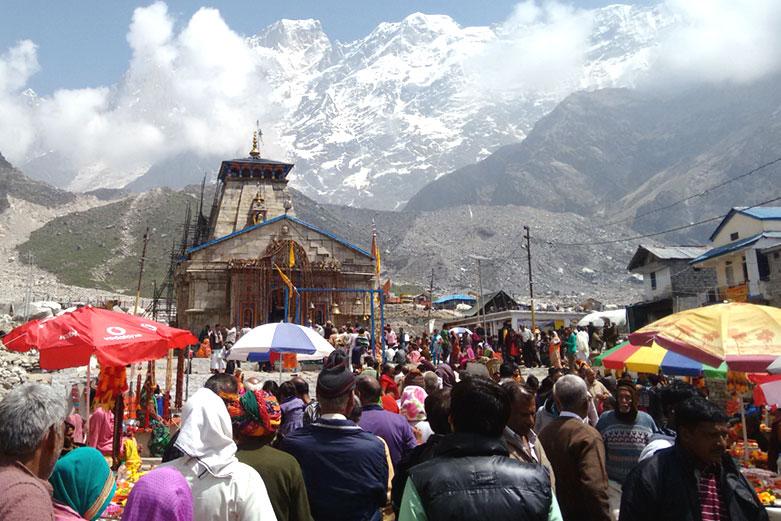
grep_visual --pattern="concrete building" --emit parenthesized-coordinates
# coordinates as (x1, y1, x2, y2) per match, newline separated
(691, 207, 781, 306)
(625, 245, 717, 331)
(174, 135, 377, 334)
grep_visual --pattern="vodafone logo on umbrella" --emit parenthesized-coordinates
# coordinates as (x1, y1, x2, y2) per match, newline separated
(58, 329, 79, 340)
(140, 323, 158, 332)
(104, 326, 141, 341)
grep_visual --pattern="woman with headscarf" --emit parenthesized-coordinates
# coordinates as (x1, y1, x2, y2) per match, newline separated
(400, 370, 433, 443)
(121, 467, 193, 521)
(229, 389, 312, 521)
(548, 330, 562, 368)
(49, 447, 116, 521)
(407, 344, 422, 365)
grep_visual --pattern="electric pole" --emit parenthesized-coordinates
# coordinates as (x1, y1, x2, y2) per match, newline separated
(22, 251, 34, 319)
(428, 267, 434, 324)
(523, 225, 536, 330)
(133, 228, 150, 316)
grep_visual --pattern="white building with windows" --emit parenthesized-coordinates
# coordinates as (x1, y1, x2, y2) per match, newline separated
(626, 245, 716, 330)
(690, 207, 781, 306)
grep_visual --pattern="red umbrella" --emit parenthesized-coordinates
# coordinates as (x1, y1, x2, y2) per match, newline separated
(2, 305, 197, 370)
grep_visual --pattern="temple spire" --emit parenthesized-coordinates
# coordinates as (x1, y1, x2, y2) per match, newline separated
(250, 131, 260, 158)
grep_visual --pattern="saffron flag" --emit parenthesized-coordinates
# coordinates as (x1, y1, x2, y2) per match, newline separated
(289, 241, 295, 268)
(371, 232, 381, 277)
(274, 264, 295, 293)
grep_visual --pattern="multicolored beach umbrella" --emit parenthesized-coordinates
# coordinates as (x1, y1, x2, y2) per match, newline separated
(628, 302, 781, 373)
(594, 340, 726, 378)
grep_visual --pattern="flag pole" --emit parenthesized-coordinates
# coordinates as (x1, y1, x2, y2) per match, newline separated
(371, 220, 382, 360)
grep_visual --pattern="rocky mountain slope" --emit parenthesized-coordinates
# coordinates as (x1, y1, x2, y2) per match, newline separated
(6, 159, 644, 306)
(298, 198, 645, 305)
(0, 152, 76, 214)
(406, 79, 781, 242)
(0, 155, 121, 303)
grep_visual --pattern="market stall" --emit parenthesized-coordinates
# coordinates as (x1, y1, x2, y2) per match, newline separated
(629, 302, 781, 516)
(4, 306, 197, 520)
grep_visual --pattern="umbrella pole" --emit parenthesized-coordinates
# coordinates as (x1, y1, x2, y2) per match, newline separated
(129, 364, 136, 396)
(739, 395, 749, 463)
(110, 393, 124, 471)
(84, 361, 91, 442)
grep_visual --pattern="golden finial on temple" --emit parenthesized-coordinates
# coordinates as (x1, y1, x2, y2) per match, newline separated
(250, 131, 260, 158)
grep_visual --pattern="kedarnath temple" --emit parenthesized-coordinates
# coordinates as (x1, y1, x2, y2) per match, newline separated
(174, 134, 378, 333)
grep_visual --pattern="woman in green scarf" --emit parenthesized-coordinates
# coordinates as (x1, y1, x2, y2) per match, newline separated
(49, 447, 117, 521)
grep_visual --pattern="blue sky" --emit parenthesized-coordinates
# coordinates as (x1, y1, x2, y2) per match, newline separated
(1, 0, 627, 95)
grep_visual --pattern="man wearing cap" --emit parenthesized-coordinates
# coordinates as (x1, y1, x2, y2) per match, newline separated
(281, 351, 388, 521)
(230, 389, 311, 521)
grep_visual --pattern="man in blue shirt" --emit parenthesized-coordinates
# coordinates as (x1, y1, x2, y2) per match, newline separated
(281, 352, 388, 521)
(356, 375, 417, 468)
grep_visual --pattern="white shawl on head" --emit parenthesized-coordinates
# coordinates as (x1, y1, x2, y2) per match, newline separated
(174, 388, 237, 478)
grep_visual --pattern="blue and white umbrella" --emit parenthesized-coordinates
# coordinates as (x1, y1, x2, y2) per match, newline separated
(226, 322, 334, 362)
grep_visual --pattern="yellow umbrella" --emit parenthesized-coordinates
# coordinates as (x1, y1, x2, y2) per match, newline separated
(628, 302, 781, 373)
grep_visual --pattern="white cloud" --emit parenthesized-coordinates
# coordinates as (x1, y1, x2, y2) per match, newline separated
(0, 41, 39, 159)
(466, 1, 594, 96)
(0, 2, 282, 188)
(645, 0, 781, 86)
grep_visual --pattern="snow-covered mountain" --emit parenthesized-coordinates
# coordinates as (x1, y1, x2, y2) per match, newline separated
(19, 4, 675, 209)
(253, 5, 674, 209)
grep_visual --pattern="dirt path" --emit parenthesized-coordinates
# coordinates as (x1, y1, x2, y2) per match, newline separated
(91, 191, 153, 285)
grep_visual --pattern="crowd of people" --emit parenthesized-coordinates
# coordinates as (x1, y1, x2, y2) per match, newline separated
(0, 318, 772, 521)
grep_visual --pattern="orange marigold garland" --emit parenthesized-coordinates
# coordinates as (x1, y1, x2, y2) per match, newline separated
(727, 370, 750, 397)
(95, 365, 128, 410)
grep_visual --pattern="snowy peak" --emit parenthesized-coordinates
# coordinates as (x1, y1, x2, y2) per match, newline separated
(371, 13, 465, 44)
(252, 18, 329, 51)
(248, 18, 334, 75)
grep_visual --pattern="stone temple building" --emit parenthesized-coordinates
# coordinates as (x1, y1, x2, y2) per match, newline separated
(174, 134, 377, 333)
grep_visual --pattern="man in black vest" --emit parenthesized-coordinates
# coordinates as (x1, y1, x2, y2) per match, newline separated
(398, 375, 562, 521)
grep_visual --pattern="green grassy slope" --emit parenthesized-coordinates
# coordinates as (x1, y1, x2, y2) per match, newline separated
(18, 189, 193, 296)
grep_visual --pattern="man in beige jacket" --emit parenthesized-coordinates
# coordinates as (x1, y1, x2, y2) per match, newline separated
(539, 375, 611, 521)
(501, 381, 555, 493)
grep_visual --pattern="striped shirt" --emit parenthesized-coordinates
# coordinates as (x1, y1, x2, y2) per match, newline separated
(698, 464, 729, 521)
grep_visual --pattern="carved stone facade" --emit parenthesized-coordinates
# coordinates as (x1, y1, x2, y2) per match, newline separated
(175, 145, 376, 333)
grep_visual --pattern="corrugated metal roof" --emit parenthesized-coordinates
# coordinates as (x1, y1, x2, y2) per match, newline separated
(739, 207, 781, 219)
(641, 245, 711, 260)
(627, 244, 710, 271)
(690, 231, 781, 264)
(462, 290, 518, 317)
(709, 207, 781, 241)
